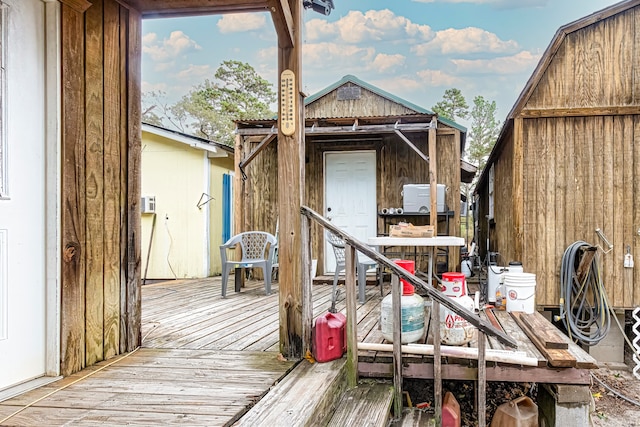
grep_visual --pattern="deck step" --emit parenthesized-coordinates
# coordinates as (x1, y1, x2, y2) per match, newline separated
(326, 382, 394, 427)
(234, 358, 347, 427)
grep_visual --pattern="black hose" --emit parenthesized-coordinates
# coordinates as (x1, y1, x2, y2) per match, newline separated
(559, 241, 611, 346)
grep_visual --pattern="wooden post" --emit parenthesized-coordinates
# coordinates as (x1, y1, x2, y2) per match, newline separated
(233, 133, 244, 235)
(432, 298, 442, 426)
(428, 124, 438, 228)
(345, 245, 358, 388)
(478, 331, 487, 427)
(513, 117, 524, 262)
(392, 274, 403, 420)
(276, 0, 304, 359)
(301, 214, 313, 358)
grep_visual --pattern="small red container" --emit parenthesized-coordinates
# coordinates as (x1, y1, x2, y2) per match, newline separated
(442, 391, 461, 427)
(312, 312, 347, 362)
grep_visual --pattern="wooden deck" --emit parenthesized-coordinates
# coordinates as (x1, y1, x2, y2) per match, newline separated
(0, 277, 384, 426)
(0, 275, 597, 426)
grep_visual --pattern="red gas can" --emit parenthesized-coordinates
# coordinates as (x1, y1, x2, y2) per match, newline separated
(312, 312, 347, 362)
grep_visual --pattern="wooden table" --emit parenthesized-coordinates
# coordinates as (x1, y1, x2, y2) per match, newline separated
(367, 236, 465, 288)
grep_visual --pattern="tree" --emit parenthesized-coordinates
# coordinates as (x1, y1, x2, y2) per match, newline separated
(432, 88, 469, 122)
(467, 95, 500, 173)
(142, 60, 277, 146)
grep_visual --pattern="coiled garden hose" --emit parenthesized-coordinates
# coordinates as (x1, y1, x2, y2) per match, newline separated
(559, 241, 611, 346)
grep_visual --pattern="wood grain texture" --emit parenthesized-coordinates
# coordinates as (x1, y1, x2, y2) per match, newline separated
(84, 0, 106, 367)
(61, 3, 87, 377)
(126, 7, 142, 351)
(277, 0, 304, 359)
(103, 0, 121, 360)
(119, 5, 130, 354)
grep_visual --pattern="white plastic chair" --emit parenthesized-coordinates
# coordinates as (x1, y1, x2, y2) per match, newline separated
(219, 231, 277, 297)
(326, 231, 377, 304)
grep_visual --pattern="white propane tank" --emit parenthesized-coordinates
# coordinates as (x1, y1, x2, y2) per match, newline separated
(380, 260, 425, 344)
(381, 293, 425, 343)
(439, 272, 475, 346)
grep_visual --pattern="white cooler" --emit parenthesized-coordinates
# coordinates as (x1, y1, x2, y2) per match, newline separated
(402, 184, 446, 213)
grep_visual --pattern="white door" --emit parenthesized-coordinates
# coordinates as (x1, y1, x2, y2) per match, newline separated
(0, 0, 48, 391)
(324, 151, 376, 272)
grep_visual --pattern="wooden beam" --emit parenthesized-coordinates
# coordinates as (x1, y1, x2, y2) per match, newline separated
(61, 2, 87, 376)
(391, 275, 402, 420)
(358, 363, 592, 385)
(269, 0, 294, 48)
(59, 0, 92, 13)
(513, 117, 524, 262)
(85, 0, 105, 367)
(236, 122, 435, 136)
(478, 332, 486, 427)
(428, 123, 437, 227)
(519, 106, 640, 119)
(346, 245, 358, 388)
(234, 134, 245, 234)
(238, 133, 276, 173)
(125, 6, 142, 352)
(124, 0, 269, 18)
(277, 0, 304, 359)
(394, 129, 429, 163)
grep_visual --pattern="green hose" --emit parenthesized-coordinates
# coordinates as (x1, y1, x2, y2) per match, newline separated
(559, 241, 611, 346)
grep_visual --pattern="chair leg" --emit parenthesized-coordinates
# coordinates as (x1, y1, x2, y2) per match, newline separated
(332, 268, 341, 306)
(263, 264, 272, 295)
(357, 264, 366, 304)
(221, 264, 230, 298)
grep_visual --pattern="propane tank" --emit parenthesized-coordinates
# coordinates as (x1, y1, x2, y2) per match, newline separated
(380, 260, 425, 344)
(440, 272, 475, 346)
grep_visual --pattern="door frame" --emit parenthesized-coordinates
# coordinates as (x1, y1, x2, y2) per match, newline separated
(44, 0, 61, 378)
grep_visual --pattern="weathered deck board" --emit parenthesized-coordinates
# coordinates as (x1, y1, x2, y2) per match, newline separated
(326, 382, 394, 427)
(0, 348, 294, 426)
(235, 358, 347, 427)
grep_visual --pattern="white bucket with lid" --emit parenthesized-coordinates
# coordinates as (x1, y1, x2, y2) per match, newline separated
(504, 272, 536, 314)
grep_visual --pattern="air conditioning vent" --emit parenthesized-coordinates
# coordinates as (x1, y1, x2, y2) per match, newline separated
(141, 196, 156, 214)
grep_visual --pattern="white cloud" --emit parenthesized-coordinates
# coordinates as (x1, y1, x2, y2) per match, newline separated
(303, 42, 376, 70)
(142, 31, 201, 62)
(416, 69, 464, 87)
(452, 50, 541, 74)
(305, 9, 434, 44)
(217, 13, 267, 33)
(412, 27, 519, 55)
(173, 64, 213, 80)
(370, 53, 406, 73)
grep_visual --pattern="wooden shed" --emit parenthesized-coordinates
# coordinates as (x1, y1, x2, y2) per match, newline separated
(235, 75, 473, 276)
(474, 0, 640, 309)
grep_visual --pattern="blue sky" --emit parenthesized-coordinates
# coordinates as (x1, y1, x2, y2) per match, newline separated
(142, 0, 621, 127)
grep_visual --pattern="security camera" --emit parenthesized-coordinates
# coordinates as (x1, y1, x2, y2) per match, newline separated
(303, 0, 334, 16)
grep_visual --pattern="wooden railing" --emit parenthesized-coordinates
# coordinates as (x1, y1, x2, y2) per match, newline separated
(301, 206, 517, 427)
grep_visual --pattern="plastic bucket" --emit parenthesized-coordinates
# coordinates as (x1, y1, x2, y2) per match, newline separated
(503, 273, 536, 313)
(441, 272, 466, 297)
